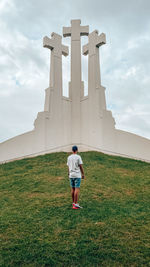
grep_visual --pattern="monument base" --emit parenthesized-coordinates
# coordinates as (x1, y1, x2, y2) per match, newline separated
(0, 127, 150, 164)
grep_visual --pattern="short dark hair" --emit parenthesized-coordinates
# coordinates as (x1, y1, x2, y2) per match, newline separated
(72, 145, 78, 152)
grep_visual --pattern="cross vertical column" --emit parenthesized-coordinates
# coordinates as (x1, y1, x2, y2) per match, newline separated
(42, 32, 69, 147)
(43, 32, 68, 113)
(63, 19, 89, 144)
(83, 30, 106, 93)
(83, 30, 107, 112)
(82, 30, 107, 146)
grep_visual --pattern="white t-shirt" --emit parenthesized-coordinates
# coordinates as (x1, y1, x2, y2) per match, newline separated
(67, 154, 83, 178)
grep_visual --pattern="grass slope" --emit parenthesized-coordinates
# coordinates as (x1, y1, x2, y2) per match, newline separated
(0, 152, 150, 267)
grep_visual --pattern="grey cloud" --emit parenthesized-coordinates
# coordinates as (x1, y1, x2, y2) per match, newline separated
(1, 0, 70, 38)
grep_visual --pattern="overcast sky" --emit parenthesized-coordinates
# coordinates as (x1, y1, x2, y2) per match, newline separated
(0, 0, 150, 142)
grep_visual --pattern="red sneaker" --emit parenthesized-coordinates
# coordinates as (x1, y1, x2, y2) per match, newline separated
(74, 203, 82, 208)
(72, 206, 79, 209)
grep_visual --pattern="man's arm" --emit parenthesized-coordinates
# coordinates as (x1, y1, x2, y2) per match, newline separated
(79, 164, 85, 179)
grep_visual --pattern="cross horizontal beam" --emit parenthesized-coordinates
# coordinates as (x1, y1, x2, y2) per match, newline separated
(43, 36, 54, 50)
(63, 19, 89, 39)
(83, 30, 106, 56)
(96, 33, 106, 47)
(63, 27, 71, 37)
(43, 32, 68, 57)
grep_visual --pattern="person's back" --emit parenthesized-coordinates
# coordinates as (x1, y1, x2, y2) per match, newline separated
(67, 154, 83, 178)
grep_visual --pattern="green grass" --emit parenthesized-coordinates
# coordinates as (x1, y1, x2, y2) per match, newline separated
(0, 151, 150, 267)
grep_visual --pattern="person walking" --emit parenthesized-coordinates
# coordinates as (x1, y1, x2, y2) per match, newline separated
(67, 145, 85, 209)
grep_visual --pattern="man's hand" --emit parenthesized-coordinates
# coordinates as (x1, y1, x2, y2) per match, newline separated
(68, 167, 69, 178)
(79, 164, 85, 180)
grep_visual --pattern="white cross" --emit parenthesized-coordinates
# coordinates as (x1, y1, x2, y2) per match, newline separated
(83, 30, 106, 56)
(43, 32, 68, 57)
(63, 19, 89, 40)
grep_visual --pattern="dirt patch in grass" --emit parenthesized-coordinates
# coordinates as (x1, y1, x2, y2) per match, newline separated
(115, 168, 135, 177)
(54, 227, 63, 236)
(125, 189, 134, 196)
(77, 221, 96, 229)
(95, 221, 105, 226)
(92, 187, 124, 200)
(51, 192, 68, 198)
(44, 176, 64, 182)
(25, 192, 50, 199)
(56, 176, 64, 180)
(24, 192, 68, 200)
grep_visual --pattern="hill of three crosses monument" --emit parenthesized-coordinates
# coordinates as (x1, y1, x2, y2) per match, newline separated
(0, 19, 150, 163)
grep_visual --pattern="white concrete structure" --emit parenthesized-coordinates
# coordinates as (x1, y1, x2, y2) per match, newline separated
(63, 20, 89, 143)
(0, 19, 150, 163)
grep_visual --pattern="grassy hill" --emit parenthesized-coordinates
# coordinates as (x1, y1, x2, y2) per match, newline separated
(0, 151, 150, 267)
